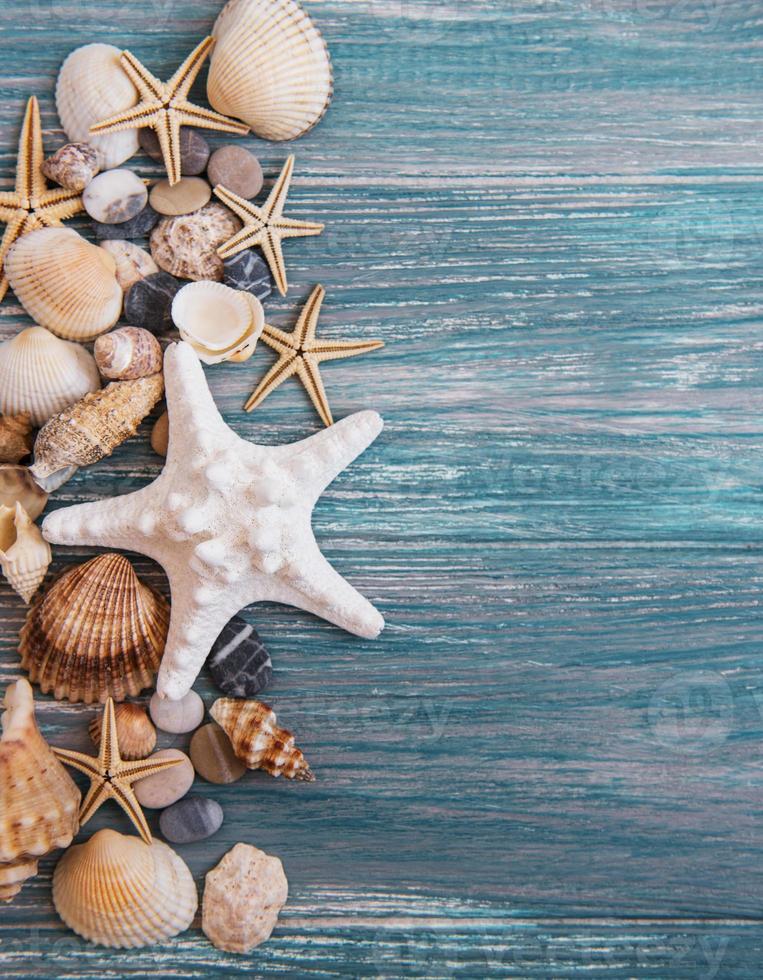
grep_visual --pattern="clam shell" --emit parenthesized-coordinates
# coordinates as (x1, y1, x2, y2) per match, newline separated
(0, 503, 51, 604)
(208, 0, 333, 142)
(89, 702, 156, 760)
(94, 327, 163, 380)
(209, 697, 313, 780)
(19, 553, 170, 704)
(6, 228, 122, 342)
(0, 413, 32, 464)
(171, 281, 263, 364)
(56, 43, 139, 169)
(0, 465, 47, 521)
(0, 326, 101, 427)
(53, 829, 198, 948)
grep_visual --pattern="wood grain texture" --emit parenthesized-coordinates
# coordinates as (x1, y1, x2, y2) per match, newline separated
(2, 0, 763, 975)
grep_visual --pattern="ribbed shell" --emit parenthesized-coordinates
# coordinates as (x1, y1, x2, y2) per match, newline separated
(209, 697, 313, 780)
(0, 327, 101, 427)
(94, 327, 163, 381)
(0, 678, 80, 866)
(0, 414, 32, 464)
(19, 554, 170, 704)
(30, 373, 164, 480)
(53, 829, 198, 948)
(56, 44, 139, 169)
(207, 0, 333, 141)
(0, 502, 51, 603)
(6, 228, 123, 342)
(89, 702, 156, 760)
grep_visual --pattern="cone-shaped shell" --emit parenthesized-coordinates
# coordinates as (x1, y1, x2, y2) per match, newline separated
(53, 829, 198, 948)
(89, 702, 156, 760)
(0, 679, 80, 868)
(56, 43, 139, 169)
(0, 413, 32, 464)
(30, 373, 164, 481)
(210, 697, 313, 780)
(19, 553, 170, 704)
(0, 856, 38, 902)
(0, 327, 101, 427)
(6, 228, 123, 342)
(94, 327, 163, 381)
(0, 502, 51, 603)
(207, 0, 333, 142)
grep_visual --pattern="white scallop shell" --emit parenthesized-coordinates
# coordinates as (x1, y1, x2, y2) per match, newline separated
(171, 280, 263, 364)
(6, 228, 122, 342)
(0, 327, 101, 427)
(207, 0, 333, 141)
(0, 502, 51, 603)
(56, 43, 139, 170)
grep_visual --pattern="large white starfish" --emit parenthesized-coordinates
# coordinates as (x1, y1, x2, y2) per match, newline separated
(42, 342, 384, 700)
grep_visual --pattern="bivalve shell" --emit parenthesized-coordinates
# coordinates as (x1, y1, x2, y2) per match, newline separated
(0, 502, 51, 604)
(89, 702, 156, 760)
(94, 327, 163, 380)
(171, 281, 263, 364)
(209, 697, 313, 780)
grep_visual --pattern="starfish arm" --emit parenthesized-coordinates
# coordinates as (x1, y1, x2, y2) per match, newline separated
(163, 342, 232, 453)
(16, 96, 46, 202)
(42, 485, 155, 550)
(98, 698, 122, 772)
(173, 103, 249, 136)
(119, 756, 184, 781)
(213, 184, 263, 223)
(294, 284, 324, 345)
(77, 780, 111, 828)
(259, 231, 288, 296)
(90, 102, 162, 135)
(260, 324, 300, 354)
(244, 353, 300, 413)
(273, 216, 325, 240)
(296, 356, 334, 426)
(311, 337, 385, 362)
(167, 36, 215, 99)
(120, 50, 165, 101)
(0, 192, 22, 211)
(216, 226, 265, 260)
(38, 191, 85, 224)
(108, 782, 153, 844)
(52, 746, 103, 778)
(154, 110, 182, 187)
(263, 155, 295, 221)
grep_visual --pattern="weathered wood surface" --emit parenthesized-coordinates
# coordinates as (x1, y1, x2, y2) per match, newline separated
(2, 0, 763, 975)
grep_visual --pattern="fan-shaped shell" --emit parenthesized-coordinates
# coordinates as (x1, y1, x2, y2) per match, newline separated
(0, 327, 101, 427)
(171, 281, 263, 364)
(56, 43, 139, 169)
(207, 0, 333, 142)
(19, 553, 170, 704)
(0, 502, 51, 603)
(89, 702, 156, 760)
(209, 697, 313, 780)
(6, 228, 123, 342)
(53, 829, 197, 948)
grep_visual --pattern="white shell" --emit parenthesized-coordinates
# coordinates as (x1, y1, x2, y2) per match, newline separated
(56, 43, 139, 169)
(6, 228, 122, 342)
(171, 281, 263, 364)
(207, 0, 333, 141)
(0, 327, 101, 427)
(99, 240, 158, 292)
(0, 502, 51, 603)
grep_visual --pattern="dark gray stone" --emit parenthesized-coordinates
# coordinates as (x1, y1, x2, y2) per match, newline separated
(159, 796, 224, 844)
(208, 616, 273, 697)
(124, 271, 184, 333)
(139, 127, 210, 176)
(93, 204, 161, 240)
(223, 251, 273, 303)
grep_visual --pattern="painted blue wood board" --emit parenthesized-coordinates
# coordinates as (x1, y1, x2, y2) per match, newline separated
(1, 0, 763, 975)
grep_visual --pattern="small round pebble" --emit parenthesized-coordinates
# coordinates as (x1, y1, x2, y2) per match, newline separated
(207, 145, 263, 199)
(93, 204, 161, 240)
(124, 271, 184, 333)
(150, 177, 212, 216)
(190, 723, 246, 785)
(140, 127, 210, 176)
(151, 410, 169, 456)
(134, 749, 195, 809)
(208, 615, 273, 698)
(83, 169, 148, 224)
(150, 689, 205, 734)
(223, 251, 273, 303)
(159, 795, 224, 844)
(42, 142, 99, 192)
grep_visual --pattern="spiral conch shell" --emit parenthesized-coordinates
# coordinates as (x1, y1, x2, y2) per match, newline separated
(19, 553, 170, 704)
(0, 414, 32, 464)
(207, 0, 333, 142)
(0, 502, 51, 603)
(94, 327, 163, 380)
(171, 281, 263, 364)
(0, 327, 101, 427)
(210, 698, 313, 780)
(6, 228, 122, 342)
(0, 678, 81, 900)
(53, 829, 198, 948)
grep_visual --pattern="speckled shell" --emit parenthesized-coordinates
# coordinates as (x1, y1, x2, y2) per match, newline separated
(98, 240, 158, 292)
(0, 327, 101, 428)
(19, 553, 170, 704)
(150, 203, 241, 282)
(56, 43, 139, 169)
(94, 327, 163, 380)
(0, 414, 32, 464)
(53, 829, 197, 948)
(208, 0, 333, 141)
(30, 373, 164, 481)
(0, 503, 51, 604)
(209, 697, 313, 780)
(0, 465, 47, 521)
(6, 229, 122, 342)
(89, 702, 156, 760)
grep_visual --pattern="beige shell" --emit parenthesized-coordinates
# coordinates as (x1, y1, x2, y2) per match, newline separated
(99, 240, 158, 292)
(0, 505, 14, 552)
(89, 702, 156, 760)
(0, 326, 101, 427)
(6, 228, 123, 342)
(210, 698, 313, 780)
(0, 414, 32, 464)
(208, 0, 333, 142)
(0, 465, 47, 521)
(53, 829, 198, 948)
(30, 373, 164, 481)
(56, 43, 139, 169)
(202, 842, 288, 952)
(94, 327, 163, 380)
(171, 281, 263, 364)
(19, 553, 170, 704)
(0, 678, 80, 900)
(0, 502, 51, 603)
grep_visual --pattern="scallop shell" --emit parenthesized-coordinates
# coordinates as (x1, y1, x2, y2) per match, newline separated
(0, 414, 32, 464)
(0, 503, 51, 603)
(0, 678, 80, 898)
(89, 702, 156, 760)
(30, 373, 164, 482)
(6, 228, 123, 342)
(53, 829, 198, 948)
(171, 281, 263, 364)
(209, 697, 313, 780)
(94, 327, 163, 381)
(19, 553, 170, 704)
(56, 43, 139, 169)
(0, 465, 47, 521)
(0, 327, 101, 427)
(207, 0, 333, 142)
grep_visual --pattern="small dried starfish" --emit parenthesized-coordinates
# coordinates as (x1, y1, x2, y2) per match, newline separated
(90, 36, 248, 186)
(214, 155, 324, 296)
(53, 697, 182, 844)
(247, 284, 384, 426)
(0, 96, 85, 302)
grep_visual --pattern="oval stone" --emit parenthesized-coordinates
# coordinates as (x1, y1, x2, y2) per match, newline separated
(150, 689, 205, 734)
(190, 723, 246, 785)
(159, 795, 224, 844)
(151, 410, 169, 456)
(223, 251, 273, 304)
(208, 616, 273, 698)
(150, 177, 212, 217)
(207, 145, 263, 200)
(124, 271, 184, 333)
(134, 749, 195, 808)
(93, 204, 161, 240)
(140, 127, 210, 176)
(84, 169, 148, 224)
